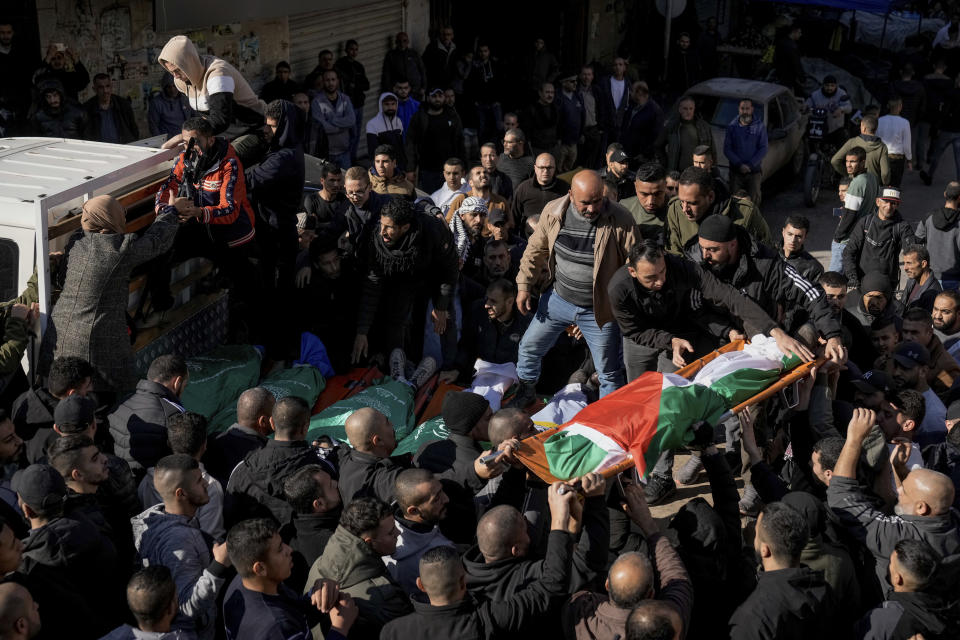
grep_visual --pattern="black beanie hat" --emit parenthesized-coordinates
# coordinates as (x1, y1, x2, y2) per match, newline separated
(698, 215, 736, 242)
(441, 391, 490, 436)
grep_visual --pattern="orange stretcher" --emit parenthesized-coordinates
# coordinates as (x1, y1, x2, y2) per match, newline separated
(513, 341, 823, 485)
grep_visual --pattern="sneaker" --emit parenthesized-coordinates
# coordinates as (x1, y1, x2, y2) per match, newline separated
(674, 454, 704, 486)
(389, 348, 408, 383)
(508, 380, 538, 409)
(738, 483, 763, 517)
(409, 356, 438, 390)
(643, 473, 677, 506)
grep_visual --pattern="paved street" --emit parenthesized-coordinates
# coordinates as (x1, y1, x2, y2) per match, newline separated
(759, 158, 953, 276)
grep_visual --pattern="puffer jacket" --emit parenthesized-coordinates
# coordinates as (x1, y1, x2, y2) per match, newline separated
(108, 379, 184, 473)
(224, 439, 320, 528)
(305, 525, 412, 636)
(131, 504, 229, 640)
(384, 517, 455, 595)
(154, 137, 257, 249)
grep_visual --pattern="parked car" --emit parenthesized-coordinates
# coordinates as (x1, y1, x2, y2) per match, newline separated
(683, 78, 808, 183)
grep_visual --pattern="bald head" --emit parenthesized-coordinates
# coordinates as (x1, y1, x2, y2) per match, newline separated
(487, 408, 535, 448)
(345, 408, 390, 451)
(236, 387, 274, 432)
(533, 153, 556, 185)
(477, 505, 527, 562)
(626, 599, 682, 640)
(570, 170, 607, 220)
(0, 583, 38, 639)
(906, 468, 956, 515)
(607, 552, 654, 609)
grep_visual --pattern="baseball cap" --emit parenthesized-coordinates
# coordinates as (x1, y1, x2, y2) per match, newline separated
(892, 341, 931, 368)
(53, 395, 97, 434)
(879, 187, 901, 202)
(12, 464, 67, 512)
(609, 149, 629, 164)
(851, 369, 890, 395)
(429, 87, 444, 96)
(488, 208, 507, 226)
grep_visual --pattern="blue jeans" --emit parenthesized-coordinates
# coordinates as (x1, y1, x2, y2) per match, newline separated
(516, 287, 625, 397)
(927, 129, 960, 181)
(829, 240, 846, 273)
(330, 151, 351, 171)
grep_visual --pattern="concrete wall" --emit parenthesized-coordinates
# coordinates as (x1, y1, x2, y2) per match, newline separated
(35, 0, 289, 136)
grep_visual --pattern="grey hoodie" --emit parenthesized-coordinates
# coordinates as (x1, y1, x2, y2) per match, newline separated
(383, 518, 455, 595)
(131, 504, 228, 640)
(915, 206, 960, 280)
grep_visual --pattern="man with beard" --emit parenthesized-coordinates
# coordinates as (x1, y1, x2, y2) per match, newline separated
(477, 240, 519, 287)
(406, 88, 465, 192)
(447, 279, 531, 386)
(899, 246, 941, 311)
(900, 307, 960, 397)
(599, 144, 635, 201)
(283, 464, 342, 592)
(311, 70, 354, 169)
(842, 187, 915, 292)
(524, 82, 560, 158)
(688, 215, 846, 362)
(510, 153, 570, 231)
(827, 408, 960, 597)
(340, 166, 390, 265)
(302, 162, 348, 236)
(779, 215, 823, 283)
(724, 98, 768, 205)
(805, 75, 852, 149)
(365, 93, 406, 172)
(621, 163, 670, 247)
(933, 290, 960, 359)
(385, 469, 454, 595)
(655, 96, 713, 173)
(498, 129, 535, 194)
(619, 81, 663, 165)
(30, 79, 84, 139)
(512, 171, 639, 405)
(577, 64, 603, 170)
(887, 341, 948, 448)
(846, 271, 904, 328)
(132, 454, 231, 639)
(448, 196, 488, 281)
(392, 79, 420, 135)
(666, 166, 769, 255)
(352, 198, 459, 362)
(480, 143, 513, 200)
(446, 165, 509, 231)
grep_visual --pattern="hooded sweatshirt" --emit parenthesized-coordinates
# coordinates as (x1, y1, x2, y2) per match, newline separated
(383, 514, 455, 595)
(157, 35, 265, 135)
(830, 133, 892, 185)
(131, 503, 229, 640)
(916, 206, 960, 280)
(366, 92, 405, 166)
(244, 99, 305, 229)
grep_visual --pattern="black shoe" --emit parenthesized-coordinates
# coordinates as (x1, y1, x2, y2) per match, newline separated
(920, 170, 932, 186)
(508, 380, 537, 409)
(643, 473, 677, 505)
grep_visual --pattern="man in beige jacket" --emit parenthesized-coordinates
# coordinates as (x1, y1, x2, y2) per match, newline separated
(513, 170, 639, 406)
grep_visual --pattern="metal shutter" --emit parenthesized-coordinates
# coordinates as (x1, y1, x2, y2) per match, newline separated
(289, 0, 403, 159)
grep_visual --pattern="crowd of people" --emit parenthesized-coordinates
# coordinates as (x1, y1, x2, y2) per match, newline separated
(5, 7, 960, 640)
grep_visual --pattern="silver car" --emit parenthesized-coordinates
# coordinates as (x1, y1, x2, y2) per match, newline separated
(684, 78, 808, 182)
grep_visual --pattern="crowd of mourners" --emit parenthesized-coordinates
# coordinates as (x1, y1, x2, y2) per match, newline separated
(6, 5, 960, 640)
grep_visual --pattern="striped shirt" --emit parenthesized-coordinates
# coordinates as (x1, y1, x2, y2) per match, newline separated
(554, 203, 597, 307)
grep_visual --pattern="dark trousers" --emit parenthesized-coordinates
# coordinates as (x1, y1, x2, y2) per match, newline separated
(579, 125, 604, 170)
(888, 155, 906, 187)
(730, 170, 762, 206)
(256, 216, 299, 358)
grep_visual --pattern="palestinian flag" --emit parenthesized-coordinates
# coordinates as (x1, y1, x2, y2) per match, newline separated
(692, 336, 802, 408)
(542, 372, 727, 480)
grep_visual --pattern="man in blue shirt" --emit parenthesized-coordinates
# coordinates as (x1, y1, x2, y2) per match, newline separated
(723, 98, 768, 206)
